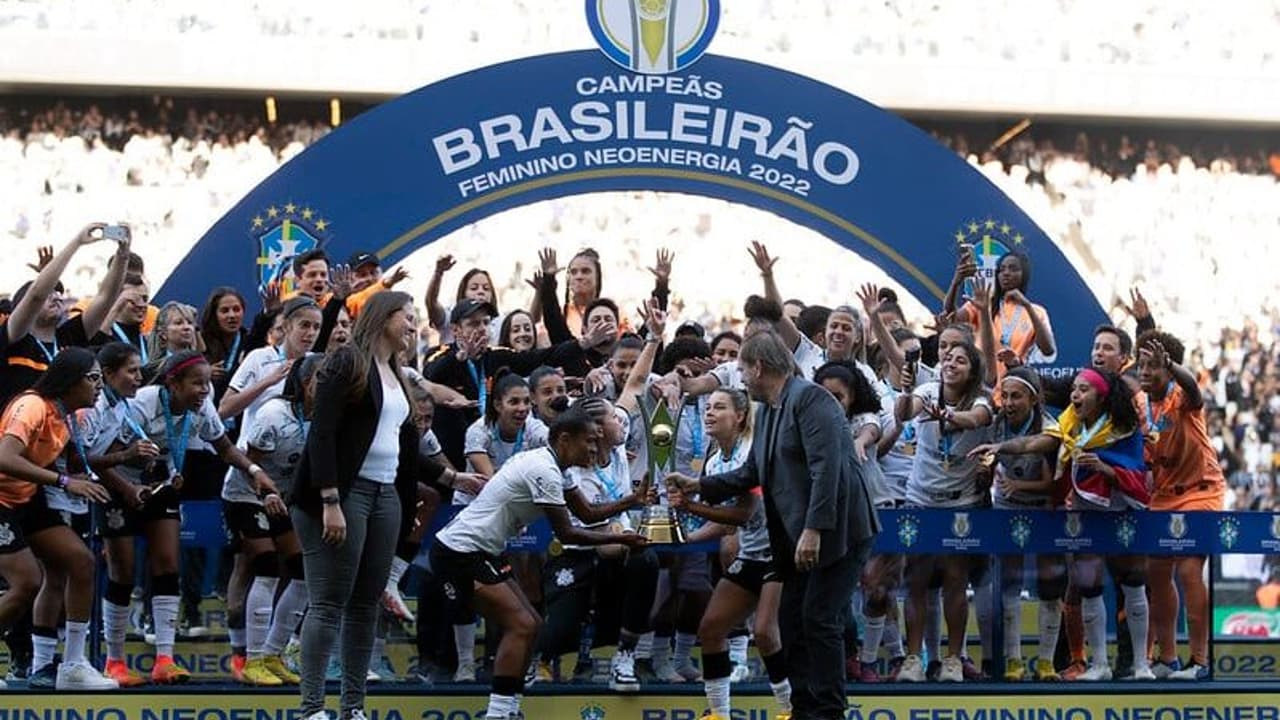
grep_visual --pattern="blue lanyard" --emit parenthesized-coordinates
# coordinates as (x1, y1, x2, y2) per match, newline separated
(104, 387, 147, 440)
(293, 401, 311, 439)
(594, 459, 623, 501)
(999, 302, 1027, 348)
(493, 424, 524, 456)
(225, 332, 242, 374)
(1146, 380, 1176, 434)
(466, 360, 486, 412)
(113, 323, 147, 364)
(685, 402, 703, 457)
(57, 403, 97, 481)
(710, 439, 739, 475)
(1074, 413, 1109, 453)
(1002, 412, 1035, 442)
(160, 388, 191, 475)
(34, 336, 58, 363)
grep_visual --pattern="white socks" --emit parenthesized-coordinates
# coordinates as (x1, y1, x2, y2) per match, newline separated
(1037, 599, 1063, 663)
(860, 614, 886, 664)
(265, 581, 309, 656)
(728, 635, 749, 666)
(65, 621, 89, 665)
(104, 599, 131, 661)
(246, 576, 279, 659)
(1081, 594, 1108, 668)
(674, 632, 697, 669)
(704, 676, 731, 714)
(883, 616, 904, 659)
(388, 556, 409, 589)
(454, 623, 477, 668)
(771, 679, 793, 712)
(152, 595, 180, 657)
(485, 694, 518, 719)
(1002, 586, 1023, 659)
(33, 634, 57, 672)
(1121, 584, 1151, 670)
(635, 631, 655, 660)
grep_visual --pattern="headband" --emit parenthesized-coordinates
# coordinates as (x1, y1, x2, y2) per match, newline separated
(1078, 368, 1111, 398)
(164, 355, 207, 380)
(283, 297, 319, 318)
(1000, 374, 1040, 397)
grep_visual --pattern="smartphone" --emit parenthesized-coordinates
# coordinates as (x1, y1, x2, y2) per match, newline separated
(957, 242, 978, 300)
(903, 347, 921, 389)
(102, 224, 129, 242)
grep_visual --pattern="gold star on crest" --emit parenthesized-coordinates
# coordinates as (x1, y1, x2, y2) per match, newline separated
(967, 221, 979, 234)
(999, 223, 1011, 236)
(953, 230, 967, 244)
(315, 219, 329, 231)
(301, 208, 314, 221)
(266, 206, 279, 218)
(252, 216, 264, 229)
(1013, 233, 1024, 244)
(284, 202, 298, 215)
(983, 219, 996, 231)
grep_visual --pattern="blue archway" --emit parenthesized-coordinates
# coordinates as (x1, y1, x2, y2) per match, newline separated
(160, 51, 1104, 369)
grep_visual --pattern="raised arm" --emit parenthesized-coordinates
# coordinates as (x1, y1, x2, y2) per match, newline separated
(748, 241, 801, 351)
(858, 283, 904, 376)
(83, 234, 131, 336)
(970, 280, 1000, 386)
(943, 249, 977, 315)
(1141, 337, 1203, 411)
(7, 224, 104, 340)
(617, 299, 666, 416)
(425, 255, 455, 330)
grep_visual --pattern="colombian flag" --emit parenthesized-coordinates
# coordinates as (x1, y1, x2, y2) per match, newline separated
(1047, 407, 1150, 509)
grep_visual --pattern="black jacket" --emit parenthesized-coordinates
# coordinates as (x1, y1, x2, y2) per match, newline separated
(291, 347, 419, 535)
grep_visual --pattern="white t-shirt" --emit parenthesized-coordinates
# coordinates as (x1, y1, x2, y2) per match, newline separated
(436, 447, 567, 556)
(710, 360, 744, 391)
(704, 436, 771, 562)
(228, 346, 292, 435)
(420, 429, 442, 458)
(223, 398, 307, 505)
(458, 415, 550, 505)
(117, 386, 226, 486)
(562, 444, 633, 548)
(793, 336, 826, 380)
(358, 372, 411, 484)
(903, 382, 994, 508)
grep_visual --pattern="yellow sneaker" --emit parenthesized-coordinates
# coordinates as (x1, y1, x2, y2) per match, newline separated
(775, 714, 793, 720)
(1032, 657, 1060, 681)
(263, 655, 300, 684)
(536, 661, 554, 682)
(1004, 657, 1027, 682)
(239, 657, 284, 686)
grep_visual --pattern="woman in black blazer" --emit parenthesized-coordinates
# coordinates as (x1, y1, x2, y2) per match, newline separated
(290, 291, 419, 720)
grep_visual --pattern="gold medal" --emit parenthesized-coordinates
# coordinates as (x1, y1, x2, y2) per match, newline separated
(548, 539, 563, 557)
(690, 458, 704, 475)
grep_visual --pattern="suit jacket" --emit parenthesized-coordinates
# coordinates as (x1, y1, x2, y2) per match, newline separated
(700, 376, 880, 574)
(291, 347, 420, 536)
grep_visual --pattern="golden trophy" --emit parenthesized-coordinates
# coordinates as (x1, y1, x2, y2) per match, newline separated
(637, 396, 686, 544)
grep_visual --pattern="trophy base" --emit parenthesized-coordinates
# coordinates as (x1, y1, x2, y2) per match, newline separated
(638, 520, 685, 545)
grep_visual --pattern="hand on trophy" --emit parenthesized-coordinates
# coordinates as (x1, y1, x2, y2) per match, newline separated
(664, 472, 699, 495)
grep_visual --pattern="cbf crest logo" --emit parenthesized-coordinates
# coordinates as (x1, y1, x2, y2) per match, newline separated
(897, 514, 920, 548)
(251, 203, 330, 294)
(1009, 514, 1033, 549)
(1169, 513, 1188, 540)
(953, 218, 1025, 298)
(952, 512, 971, 539)
(586, 0, 721, 75)
(580, 703, 606, 720)
(1219, 516, 1241, 551)
(1064, 512, 1083, 539)
(1115, 515, 1138, 549)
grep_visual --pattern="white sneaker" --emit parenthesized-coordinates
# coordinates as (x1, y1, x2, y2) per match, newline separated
(939, 656, 964, 683)
(1128, 665, 1156, 681)
(303, 712, 329, 720)
(653, 660, 685, 683)
(674, 661, 701, 682)
(56, 661, 121, 690)
(1078, 664, 1113, 681)
(896, 654, 926, 683)
(349, 711, 369, 720)
(453, 661, 477, 683)
(381, 587, 415, 624)
(729, 663, 752, 683)
(366, 668, 380, 682)
(609, 650, 640, 692)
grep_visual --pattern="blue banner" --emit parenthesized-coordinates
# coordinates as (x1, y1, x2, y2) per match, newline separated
(161, 49, 1105, 371)
(180, 499, 1280, 557)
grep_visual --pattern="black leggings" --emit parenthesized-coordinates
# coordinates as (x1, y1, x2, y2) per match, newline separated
(536, 549, 658, 659)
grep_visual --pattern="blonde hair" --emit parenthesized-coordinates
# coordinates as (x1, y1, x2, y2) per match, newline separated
(149, 302, 202, 359)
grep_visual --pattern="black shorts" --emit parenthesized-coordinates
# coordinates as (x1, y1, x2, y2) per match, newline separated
(542, 550, 597, 600)
(223, 501, 293, 541)
(100, 484, 181, 539)
(19, 488, 91, 539)
(431, 542, 511, 613)
(0, 503, 28, 555)
(721, 556, 779, 595)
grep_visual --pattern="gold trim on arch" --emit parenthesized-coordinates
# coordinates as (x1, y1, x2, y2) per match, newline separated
(374, 167, 945, 300)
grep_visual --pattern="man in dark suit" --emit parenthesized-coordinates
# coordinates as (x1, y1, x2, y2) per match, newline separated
(668, 330, 880, 720)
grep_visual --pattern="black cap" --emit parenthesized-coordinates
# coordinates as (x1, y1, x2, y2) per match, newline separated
(450, 298, 498, 324)
(348, 252, 379, 270)
(675, 321, 706, 340)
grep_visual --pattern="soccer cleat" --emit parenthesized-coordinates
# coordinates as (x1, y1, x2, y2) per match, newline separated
(895, 655, 926, 683)
(264, 655, 301, 684)
(151, 655, 191, 684)
(961, 656, 988, 681)
(28, 663, 58, 689)
(1004, 657, 1027, 682)
(1060, 659, 1088, 681)
(179, 616, 209, 639)
(230, 653, 247, 682)
(369, 655, 397, 683)
(1031, 658, 1059, 681)
(56, 661, 120, 691)
(939, 656, 964, 683)
(104, 658, 147, 687)
(240, 657, 284, 686)
(729, 662, 752, 683)
(854, 661, 882, 683)
(453, 660, 477, 683)
(1128, 664, 1156, 681)
(381, 587, 416, 624)
(1077, 664, 1112, 682)
(886, 655, 906, 681)
(609, 650, 640, 693)
(1169, 662, 1208, 681)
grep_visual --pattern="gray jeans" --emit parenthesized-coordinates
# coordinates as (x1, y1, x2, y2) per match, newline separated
(294, 479, 401, 717)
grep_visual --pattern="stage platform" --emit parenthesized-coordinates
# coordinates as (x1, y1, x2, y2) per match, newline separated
(2, 682, 1277, 720)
